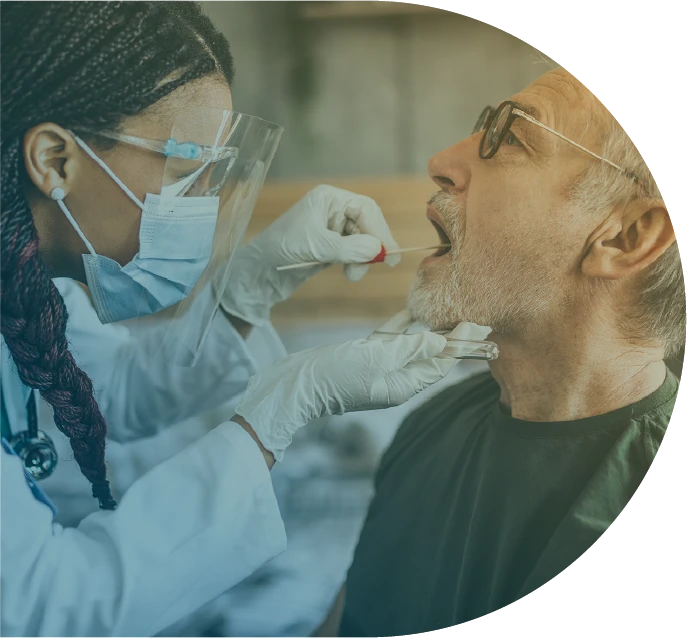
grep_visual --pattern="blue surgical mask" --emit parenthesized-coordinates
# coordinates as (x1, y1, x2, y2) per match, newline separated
(53, 135, 219, 324)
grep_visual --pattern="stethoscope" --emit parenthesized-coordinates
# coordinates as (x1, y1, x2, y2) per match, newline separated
(7, 390, 58, 481)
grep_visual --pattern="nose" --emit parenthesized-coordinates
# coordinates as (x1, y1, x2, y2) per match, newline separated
(427, 137, 474, 194)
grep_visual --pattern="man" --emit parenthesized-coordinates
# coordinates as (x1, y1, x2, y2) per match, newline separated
(322, 67, 684, 636)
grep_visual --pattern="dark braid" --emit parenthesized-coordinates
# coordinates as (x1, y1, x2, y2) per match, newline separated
(1, 2, 235, 509)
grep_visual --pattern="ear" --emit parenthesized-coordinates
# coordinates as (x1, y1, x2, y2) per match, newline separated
(23, 123, 83, 198)
(582, 199, 675, 280)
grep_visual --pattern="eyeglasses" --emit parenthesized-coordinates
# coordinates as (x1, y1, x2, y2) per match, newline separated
(472, 102, 647, 191)
(71, 127, 239, 197)
(73, 127, 238, 163)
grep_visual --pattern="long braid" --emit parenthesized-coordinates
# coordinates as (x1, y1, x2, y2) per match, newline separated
(1, 2, 235, 509)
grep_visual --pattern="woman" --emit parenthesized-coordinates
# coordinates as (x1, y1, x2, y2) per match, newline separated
(0, 3, 453, 635)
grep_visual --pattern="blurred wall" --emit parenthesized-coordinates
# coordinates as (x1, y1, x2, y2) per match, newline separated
(201, 1, 554, 180)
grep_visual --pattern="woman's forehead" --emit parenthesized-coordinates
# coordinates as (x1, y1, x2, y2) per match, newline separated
(124, 77, 233, 138)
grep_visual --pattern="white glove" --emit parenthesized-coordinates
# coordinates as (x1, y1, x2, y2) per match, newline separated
(234, 332, 455, 461)
(221, 185, 400, 326)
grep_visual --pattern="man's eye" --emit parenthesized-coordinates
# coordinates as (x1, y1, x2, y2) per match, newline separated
(505, 132, 523, 147)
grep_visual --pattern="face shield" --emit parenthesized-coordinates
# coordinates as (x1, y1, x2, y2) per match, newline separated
(75, 108, 283, 366)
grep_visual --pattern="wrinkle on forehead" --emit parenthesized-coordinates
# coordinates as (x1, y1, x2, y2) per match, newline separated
(514, 68, 608, 151)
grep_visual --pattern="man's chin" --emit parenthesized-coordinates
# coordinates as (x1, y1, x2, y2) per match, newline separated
(407, 276, 464, 332)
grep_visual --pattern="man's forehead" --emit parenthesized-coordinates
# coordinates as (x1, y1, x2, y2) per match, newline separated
(508, 69, 603, 139)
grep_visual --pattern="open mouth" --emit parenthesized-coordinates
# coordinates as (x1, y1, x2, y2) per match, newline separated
(429, 218, 452, 257)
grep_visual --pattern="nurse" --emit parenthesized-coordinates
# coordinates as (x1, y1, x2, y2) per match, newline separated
(0, 2, 454, 636)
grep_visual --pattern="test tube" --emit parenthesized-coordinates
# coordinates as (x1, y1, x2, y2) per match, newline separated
(442, 338, 499, 361)
(369, 330, 499, 361)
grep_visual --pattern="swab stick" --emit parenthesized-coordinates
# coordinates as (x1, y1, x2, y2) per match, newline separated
(275, 244, 450, 271)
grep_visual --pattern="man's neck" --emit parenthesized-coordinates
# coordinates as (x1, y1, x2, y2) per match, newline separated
(488, 320, 667, 422)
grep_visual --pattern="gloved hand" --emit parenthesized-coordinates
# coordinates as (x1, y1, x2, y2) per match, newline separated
(234, 331, 455, 461)
(221, 185, 400, 326)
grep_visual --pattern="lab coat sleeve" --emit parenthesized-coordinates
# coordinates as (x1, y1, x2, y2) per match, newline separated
(1, 421, 287, 637)
(56, 279, 269, 443)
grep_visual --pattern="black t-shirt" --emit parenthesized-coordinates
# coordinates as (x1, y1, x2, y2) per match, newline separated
(341, 369, 678, 637)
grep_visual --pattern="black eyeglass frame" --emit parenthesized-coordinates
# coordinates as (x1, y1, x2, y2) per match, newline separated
(473, 105, 496, 138)
(476, 102, 518, 160)
(472, 101, 648, 191)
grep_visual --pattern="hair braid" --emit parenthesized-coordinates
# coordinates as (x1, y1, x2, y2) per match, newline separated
(1, 1, 235, 509)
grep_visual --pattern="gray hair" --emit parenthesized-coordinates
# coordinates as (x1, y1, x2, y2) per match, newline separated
(569, 120, 685, 358)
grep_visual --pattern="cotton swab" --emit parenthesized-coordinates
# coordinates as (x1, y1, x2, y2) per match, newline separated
(275, 244, 450, 271)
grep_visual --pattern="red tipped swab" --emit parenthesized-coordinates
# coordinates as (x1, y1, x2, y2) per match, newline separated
(367, 245, 387, 264)
(275, 244, 449, 271)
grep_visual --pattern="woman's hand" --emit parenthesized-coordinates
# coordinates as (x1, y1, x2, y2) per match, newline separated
(231, 414, 276, 469)
(221, 185, 400, 326)
(233, 332, 455, 461)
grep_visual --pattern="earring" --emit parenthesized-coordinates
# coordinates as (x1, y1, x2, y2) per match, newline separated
(50, 187, 65, 201)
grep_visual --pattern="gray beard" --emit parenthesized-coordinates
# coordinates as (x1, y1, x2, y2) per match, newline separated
(408, 228, 562, 335)
(407, 192, 467, 330)
(407, 267, 463, 331)
(407, 203, 563, 335)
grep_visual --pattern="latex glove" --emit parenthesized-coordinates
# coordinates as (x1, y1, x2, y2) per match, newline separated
(447, 322, 492, 341)
(442, 322, 493, 358)
(234, 332, 453, 461)
(221, 185, 400, 326)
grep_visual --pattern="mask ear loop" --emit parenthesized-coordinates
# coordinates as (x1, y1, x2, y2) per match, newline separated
(50, 187, 97, 257)
(69, 132, 145, 210)
(50, 133, 148, 256)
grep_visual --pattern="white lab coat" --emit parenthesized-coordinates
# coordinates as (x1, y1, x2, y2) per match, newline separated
(40, 280, 288, 528)
(0, 280, 288, 636)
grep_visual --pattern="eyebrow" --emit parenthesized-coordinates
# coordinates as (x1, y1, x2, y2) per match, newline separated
(506, 101, 548, 147)
(510, 101, 541, 121)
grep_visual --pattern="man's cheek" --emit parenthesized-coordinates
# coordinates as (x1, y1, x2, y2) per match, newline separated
(468, 203, 513, 251)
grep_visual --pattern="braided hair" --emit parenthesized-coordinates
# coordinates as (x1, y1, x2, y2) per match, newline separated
(0, 2, 235, 509)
